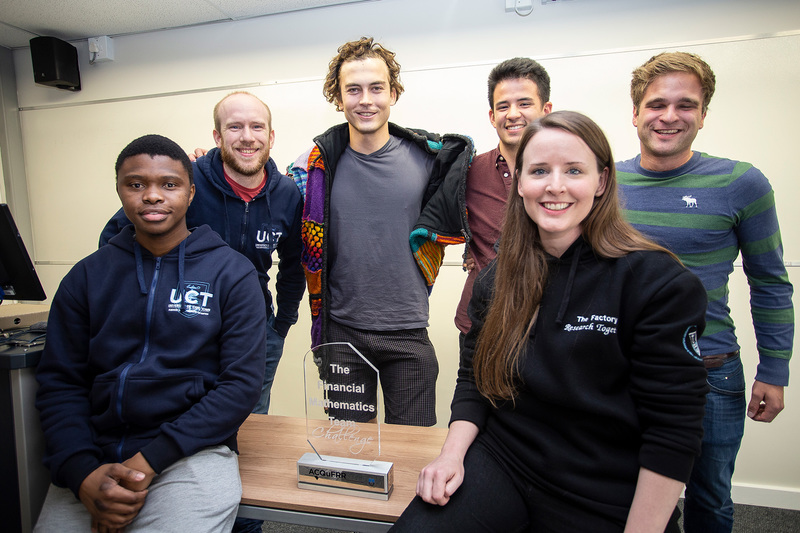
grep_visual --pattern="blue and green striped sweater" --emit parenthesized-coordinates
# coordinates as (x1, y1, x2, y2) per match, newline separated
(617, 151, 793, 386)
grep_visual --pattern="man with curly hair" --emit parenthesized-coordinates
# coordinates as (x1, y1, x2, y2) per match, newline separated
(289, 37, 473, 428)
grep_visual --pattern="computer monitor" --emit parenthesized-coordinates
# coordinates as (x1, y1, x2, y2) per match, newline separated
(0, 203, 46, 302)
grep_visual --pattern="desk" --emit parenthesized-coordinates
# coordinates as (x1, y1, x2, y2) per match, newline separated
(237, 415, 448, 532)
(0, 349, 47, 533)
(1, 304, 50, 533)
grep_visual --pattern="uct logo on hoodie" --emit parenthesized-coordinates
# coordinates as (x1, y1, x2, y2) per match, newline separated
(169, 281, 214, 318)
(255, 225, 282, 251)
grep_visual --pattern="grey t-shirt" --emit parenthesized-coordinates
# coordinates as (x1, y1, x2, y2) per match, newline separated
(328, 135, 435, 330)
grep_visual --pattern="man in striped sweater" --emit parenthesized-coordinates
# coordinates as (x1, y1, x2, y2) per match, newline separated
(617, 51, 794, 533)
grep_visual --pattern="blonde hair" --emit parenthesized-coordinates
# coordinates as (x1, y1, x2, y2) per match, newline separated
(631, 51, 716, 114)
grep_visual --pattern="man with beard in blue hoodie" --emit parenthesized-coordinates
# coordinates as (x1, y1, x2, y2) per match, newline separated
(35, 134, 267, 532)
(100, 92, 305, 417)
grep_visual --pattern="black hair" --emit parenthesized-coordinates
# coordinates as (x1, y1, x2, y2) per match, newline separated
(488, 57, 551, 109)
(115, 134, 193, 184)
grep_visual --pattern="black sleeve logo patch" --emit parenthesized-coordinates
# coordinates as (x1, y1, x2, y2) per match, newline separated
(683, 326, 702, 361)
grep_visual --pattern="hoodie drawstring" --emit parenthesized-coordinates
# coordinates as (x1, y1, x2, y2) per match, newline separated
(555, 239, 582, 327)
(133, 240, 147, 295)
(133, 232, 188, 312)
(222, 193, 231, 243)
(178, 239, 187, 313)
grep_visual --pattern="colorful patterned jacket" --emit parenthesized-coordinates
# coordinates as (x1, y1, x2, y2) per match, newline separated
(289, 122, 474, 346)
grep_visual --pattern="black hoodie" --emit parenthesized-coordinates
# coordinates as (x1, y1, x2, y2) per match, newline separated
(451, 238, 708, 524)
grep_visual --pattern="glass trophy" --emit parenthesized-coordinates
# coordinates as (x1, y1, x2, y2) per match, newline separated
(297, 342, 394, 499)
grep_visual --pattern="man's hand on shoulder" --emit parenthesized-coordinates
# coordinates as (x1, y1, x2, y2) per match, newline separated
(78, 463, 148, 532)
(188, 148, 209, 162)
(748, 380, 785, 422)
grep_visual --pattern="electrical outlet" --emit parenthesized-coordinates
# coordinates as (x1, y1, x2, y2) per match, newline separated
(88, 36, 114, 63)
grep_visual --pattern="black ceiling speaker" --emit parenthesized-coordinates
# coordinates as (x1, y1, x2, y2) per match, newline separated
(29, 36, 81, 91)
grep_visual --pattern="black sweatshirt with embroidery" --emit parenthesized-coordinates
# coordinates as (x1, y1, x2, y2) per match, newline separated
(451, 237, 708, 524)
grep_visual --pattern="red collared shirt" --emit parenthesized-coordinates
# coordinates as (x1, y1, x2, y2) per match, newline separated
(455, 147, 512, 334)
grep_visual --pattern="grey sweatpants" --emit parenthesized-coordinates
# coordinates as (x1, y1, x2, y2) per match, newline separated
(34, 445, 241, 532)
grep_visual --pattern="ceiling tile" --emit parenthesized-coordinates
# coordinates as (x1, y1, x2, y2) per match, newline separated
(0, 22, 39, 50)
(204, 0, 371, 19)
(0, 0, 374, 49)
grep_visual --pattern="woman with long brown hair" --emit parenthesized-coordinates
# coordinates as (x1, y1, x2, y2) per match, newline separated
(392, 111, 709, 532)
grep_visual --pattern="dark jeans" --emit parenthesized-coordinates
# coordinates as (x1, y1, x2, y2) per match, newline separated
(252, 315, 286, 415)
(391, 439, 681, 532)
(684, 355, 747, 533)
(236, 318, 287, 533)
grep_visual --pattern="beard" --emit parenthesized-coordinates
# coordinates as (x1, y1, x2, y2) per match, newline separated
(219, 142, 270, 176)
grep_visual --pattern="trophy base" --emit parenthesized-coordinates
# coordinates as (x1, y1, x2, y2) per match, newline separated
(297, 452, 394, 500)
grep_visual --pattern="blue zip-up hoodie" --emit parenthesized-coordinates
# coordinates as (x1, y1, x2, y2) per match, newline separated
(99, 149, 305, 337)
(36, 225, 267, 497)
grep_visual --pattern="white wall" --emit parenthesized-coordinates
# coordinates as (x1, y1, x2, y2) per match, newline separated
(11, 0, 800, 509)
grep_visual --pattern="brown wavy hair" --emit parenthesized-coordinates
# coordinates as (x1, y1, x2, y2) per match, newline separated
(631, 51, 716, 114)
(323, 37, 404, 111)
(473, 111, 677, 403)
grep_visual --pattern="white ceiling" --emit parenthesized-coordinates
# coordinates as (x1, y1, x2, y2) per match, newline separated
(0, 0, 374, 50)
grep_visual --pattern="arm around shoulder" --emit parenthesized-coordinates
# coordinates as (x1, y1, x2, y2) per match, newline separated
(274, 182, 306, 336)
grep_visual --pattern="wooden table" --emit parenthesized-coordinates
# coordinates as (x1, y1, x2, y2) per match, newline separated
(237, 414, 448, 532)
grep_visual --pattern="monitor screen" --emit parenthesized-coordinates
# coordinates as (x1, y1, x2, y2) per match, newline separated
(0, 203, 46, 302)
